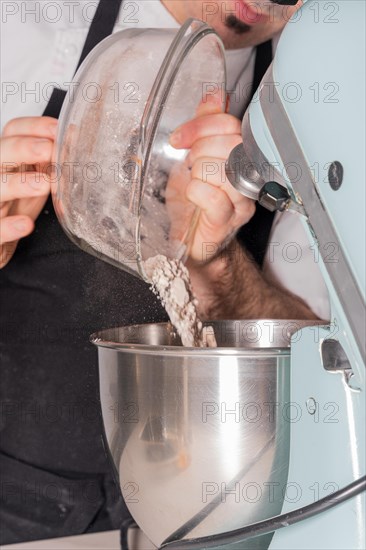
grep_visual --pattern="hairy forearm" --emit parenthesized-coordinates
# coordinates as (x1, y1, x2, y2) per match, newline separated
(188, 239, 319, 321)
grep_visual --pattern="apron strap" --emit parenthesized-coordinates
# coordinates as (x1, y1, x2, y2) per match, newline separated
(43, 0, 123, 118)
(251, 39, 273, 101)
(76, 0, 123, 73)
(237, 39, 275, 267)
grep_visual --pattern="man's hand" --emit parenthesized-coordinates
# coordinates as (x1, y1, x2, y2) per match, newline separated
(169, 101, 319, 322)
(0, 116, 57, 268)
(168, 101, 255, 262)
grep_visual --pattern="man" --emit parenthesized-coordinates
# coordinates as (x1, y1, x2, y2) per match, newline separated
(0, 0, 317, 545)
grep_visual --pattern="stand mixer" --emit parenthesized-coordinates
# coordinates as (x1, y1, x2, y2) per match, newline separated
(223, 1, 366, 548)
(64, 0, 365, 548)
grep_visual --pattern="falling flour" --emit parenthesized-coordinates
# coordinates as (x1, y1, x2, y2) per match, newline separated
(144, 255, 217, 348)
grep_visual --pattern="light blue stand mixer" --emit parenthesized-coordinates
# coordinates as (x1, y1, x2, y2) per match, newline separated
(224, 1, 366, 548)
(91, 1, 365, 548)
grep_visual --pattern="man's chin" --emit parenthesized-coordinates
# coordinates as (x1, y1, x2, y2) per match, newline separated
(222, 16, 277, 49)
(225, 14, 252, 35)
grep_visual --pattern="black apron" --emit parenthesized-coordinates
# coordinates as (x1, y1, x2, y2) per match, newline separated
(0, 3, 273, 543)
(237, 39, 275, 266)
(0, 0, 166, 545)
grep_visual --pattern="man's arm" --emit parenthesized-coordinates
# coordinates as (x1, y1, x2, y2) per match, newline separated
(188, 239, 319, 320)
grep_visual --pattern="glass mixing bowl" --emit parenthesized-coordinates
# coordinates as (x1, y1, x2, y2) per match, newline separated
(52, 19, 226, 280)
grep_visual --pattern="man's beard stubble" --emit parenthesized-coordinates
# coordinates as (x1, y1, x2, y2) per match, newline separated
(225, 14, 252, 34)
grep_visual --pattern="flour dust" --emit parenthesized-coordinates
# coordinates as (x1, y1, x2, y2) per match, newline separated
(144, 255, 217, 348)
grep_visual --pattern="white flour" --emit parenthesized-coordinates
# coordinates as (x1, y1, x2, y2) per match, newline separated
(144, 255, 217, 348)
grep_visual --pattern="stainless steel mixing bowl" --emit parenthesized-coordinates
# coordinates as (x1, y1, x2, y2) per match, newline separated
(92, 320, 314, 549)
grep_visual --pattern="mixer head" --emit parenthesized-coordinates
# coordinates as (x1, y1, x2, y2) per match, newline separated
(226, 0, 365, 376)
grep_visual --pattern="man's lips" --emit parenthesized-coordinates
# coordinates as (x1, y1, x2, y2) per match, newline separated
(234, 0, 270, 26)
